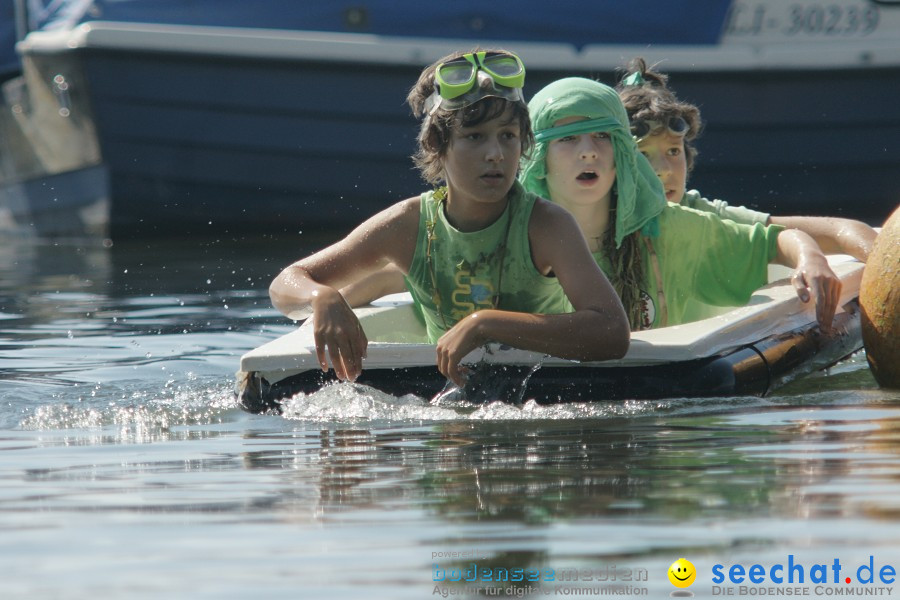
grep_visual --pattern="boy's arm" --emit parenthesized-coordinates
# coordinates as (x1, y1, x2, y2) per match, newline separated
(339, 264, 407, 308)
(682, 190, 770, 225)
(434, 201, 630, 386)
(774, 228, 842, 331)
(269, 198, 419, 381)
(770, 216, 877, 263)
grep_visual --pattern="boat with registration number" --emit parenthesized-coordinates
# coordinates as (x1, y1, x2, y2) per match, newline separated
(2, 0, 898, 237)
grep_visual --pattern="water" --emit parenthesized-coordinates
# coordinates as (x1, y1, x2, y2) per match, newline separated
(1, 235, 899, 600)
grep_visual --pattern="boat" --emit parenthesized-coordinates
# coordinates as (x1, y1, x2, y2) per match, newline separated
(2, 0, 899, 238)
(1, 0, 108, 237)
(237, 255, 865, 414)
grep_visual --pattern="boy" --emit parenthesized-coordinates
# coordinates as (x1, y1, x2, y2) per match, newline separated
(618, 58, 876, 264)
(269, 50, 629, 386)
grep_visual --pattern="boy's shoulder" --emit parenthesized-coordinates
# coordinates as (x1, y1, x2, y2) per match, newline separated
(531, 196, 575, 227)
(663, 201, 714, 217)
(351, 195, 422, 242)
(527, 196, 583, 242)
(659, 203, 768, 246)
(530, 195, 572, 221)
(395, 194, 424, 213)
(377, 194, 423, 222)
(657, 202, 723, 234)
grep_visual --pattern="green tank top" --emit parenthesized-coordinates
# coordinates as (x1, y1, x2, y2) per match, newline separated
(405, 182, 567, 343)
(551, 204, 781, 329)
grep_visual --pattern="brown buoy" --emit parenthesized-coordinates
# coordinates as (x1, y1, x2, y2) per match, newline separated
(860, 205, 900, 388)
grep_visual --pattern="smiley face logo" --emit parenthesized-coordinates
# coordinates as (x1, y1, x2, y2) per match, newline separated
(668, 558, 696, 588)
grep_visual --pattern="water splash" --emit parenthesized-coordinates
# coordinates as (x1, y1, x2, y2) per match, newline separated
(514, 355, 546, 404)
(279, 381, 459, 421)
(275, 381, 794, 422)
(18, 378, 240, 442)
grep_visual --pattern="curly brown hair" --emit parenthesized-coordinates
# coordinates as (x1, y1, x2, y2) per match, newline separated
(407, 49, 534, 185)
(616, 58, 702, 172)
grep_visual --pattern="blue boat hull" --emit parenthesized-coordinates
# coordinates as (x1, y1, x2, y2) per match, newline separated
(5, 1, 899, 237)
(57, 45, 900, 236)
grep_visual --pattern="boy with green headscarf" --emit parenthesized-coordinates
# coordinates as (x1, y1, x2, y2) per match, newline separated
(520, 77, 842, 331)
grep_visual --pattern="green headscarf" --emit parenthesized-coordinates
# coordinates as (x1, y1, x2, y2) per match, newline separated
(519, 77, 666, 248)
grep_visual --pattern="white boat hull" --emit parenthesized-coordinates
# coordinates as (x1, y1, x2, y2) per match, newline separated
(237, 256, 865, 412)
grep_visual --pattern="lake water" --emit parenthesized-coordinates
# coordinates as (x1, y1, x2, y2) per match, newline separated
(1, 234, 899, 600)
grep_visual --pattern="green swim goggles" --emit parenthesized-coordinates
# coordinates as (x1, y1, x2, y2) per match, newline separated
(427, 51, 526, 114)
(436, 51, 525, 99)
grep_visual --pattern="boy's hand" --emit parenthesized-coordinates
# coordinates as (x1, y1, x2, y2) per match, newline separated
(436, 312, 489, 387)
(791, 257, 842, 332)
(311, 288, 368, 381)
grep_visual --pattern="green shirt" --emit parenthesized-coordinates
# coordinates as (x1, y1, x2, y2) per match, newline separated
(678, 189, 773, 322)
(555, 204, 783, 329)
(627, 205, 782, 328)
(404, 182, 567, 343)
(681, 189, 771, 226)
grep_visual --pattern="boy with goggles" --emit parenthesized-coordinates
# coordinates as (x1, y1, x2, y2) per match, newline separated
(618, 58, 875, 262)
(269, 49, 629, 387)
